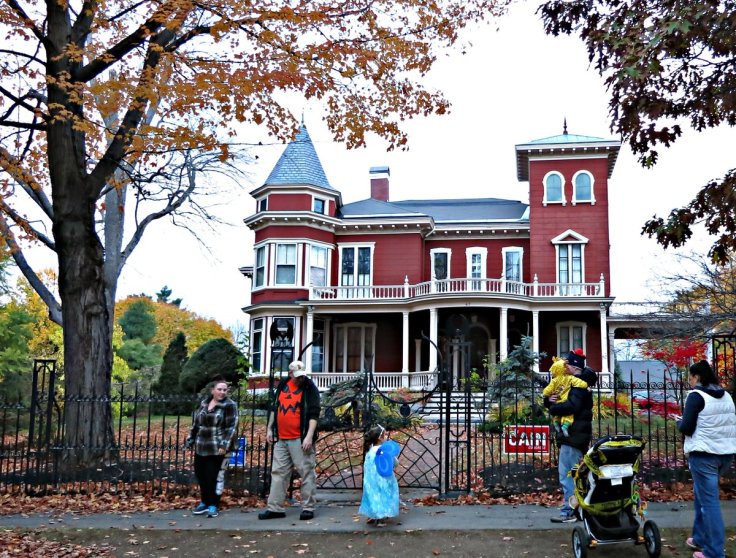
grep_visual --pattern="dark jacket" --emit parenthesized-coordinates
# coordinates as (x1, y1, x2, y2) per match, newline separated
(270, 376, 321, 442)
(545, 367, 598, 452)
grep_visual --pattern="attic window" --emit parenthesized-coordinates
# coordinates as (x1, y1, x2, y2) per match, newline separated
(258, 197, 268, 212)
(313, 197, 326, 214)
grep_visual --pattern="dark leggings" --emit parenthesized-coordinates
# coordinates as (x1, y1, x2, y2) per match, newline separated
(194, 454, 225, 507)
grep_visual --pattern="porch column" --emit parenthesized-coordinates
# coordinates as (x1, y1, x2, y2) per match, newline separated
(532, 310, 540, 373)
(608, 329, 616, 388)
(499, 307, 508, 361)
(402, 311, 409, 387)
(429, 308, 438, 371)
(305, 307, 314, 371)
(599, 304, 609, 375)
(414, 339, 421, 372)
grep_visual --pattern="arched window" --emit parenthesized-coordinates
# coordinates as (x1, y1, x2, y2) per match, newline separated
(573, 171, 595, 204)
(543, 172, 565, 205)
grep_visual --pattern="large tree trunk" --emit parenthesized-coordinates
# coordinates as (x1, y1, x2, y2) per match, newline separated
(53, 207, 115, 467)
(46, 3, 116, 468)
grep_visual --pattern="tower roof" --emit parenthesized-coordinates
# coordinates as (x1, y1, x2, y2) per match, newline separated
(515, 127, 621, 181)
(263, 125, 334, 190)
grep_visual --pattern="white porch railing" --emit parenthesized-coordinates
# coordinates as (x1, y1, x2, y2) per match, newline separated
(311, 274, 605, 301)
(311, 371, 439, 392)
(310, 370, 614, 393)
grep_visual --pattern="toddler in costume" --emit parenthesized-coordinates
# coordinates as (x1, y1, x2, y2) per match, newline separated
(543, 352, 588, 437)
(358, 425, 400, 527)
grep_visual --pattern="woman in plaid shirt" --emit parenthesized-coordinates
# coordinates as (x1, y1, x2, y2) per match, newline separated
(185, 377, 238, 518)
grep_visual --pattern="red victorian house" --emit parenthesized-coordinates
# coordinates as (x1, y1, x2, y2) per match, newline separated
(241, 124, 621, 391)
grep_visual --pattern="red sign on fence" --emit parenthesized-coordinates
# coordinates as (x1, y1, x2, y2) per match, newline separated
(503, 425, 550, 454)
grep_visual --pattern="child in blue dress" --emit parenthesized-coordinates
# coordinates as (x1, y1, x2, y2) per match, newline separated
(359, 425, 400, 526)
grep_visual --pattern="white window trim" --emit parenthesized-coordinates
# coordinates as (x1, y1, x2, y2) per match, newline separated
(312, 195, 328, 214)
(250, 317, 265, 374)
(552, 230, 588, 285)
(501, 246, 523, 280)
(306, 243, 332, 287)
(556, 321, 587, 357)
(337, 243, 375, 287)
(254, 244, 267, 289)
(257, 196, 268, 212)
(543, 171, 566, 206)
(572, 170, 596, 206)
(271, 241, 303, 288)
(332, 322, 377, 373)
(430, 248, 452, 280)
(466, 247, 488, 278)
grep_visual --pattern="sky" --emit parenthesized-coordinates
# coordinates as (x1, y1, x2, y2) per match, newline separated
(44, 2, 731, 332)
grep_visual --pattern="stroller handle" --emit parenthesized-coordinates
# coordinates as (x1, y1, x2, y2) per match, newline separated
(591, 434, 644, 452)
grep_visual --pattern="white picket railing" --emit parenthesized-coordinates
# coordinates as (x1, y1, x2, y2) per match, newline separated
(310, 371, 439, 392)
(310, 274, 605, 301)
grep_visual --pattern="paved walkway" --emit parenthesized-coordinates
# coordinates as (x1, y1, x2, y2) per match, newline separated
(1, 490, 734, 532)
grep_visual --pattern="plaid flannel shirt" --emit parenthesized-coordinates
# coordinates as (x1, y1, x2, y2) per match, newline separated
(187, 397, 238, 456)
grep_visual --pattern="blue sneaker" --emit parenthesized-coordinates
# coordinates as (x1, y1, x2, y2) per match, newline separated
(192, 502, 207, 515)
(207, 505, 219, 518)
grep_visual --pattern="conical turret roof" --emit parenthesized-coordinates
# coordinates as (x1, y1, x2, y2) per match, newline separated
(264, 125, 334, 190)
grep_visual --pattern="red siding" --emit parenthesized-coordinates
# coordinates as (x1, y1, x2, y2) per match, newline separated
(528, 158, 611, 295)
(424, 238, 531, 282)
(255, 226, 334, 243)
(334, 233, 424, 285)
(268, 193, 312, 211)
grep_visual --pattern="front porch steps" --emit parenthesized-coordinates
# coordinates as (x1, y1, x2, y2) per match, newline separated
(416, 391, 490, 424)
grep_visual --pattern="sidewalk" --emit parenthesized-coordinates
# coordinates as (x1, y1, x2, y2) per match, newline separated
(1, 490, 734, 532)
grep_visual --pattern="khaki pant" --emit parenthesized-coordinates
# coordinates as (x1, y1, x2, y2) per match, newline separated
(266, 438, 317, 512)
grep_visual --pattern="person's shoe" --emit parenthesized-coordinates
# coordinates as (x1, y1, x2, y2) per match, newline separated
(299, 510, 314, 520)
(258, 510, 286, 520)
(192, 502, 208, 515)
(692, 552, 706, 558)
(207, 506, 218, 518)
(685, 538, 701, 551)
(550, 514, 578, 523)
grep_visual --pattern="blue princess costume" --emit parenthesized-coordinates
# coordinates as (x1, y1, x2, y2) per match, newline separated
(358, 441, 400, 520)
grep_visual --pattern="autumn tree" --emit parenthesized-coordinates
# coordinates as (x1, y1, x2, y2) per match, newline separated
(539, 0, 736, 263)
(116, 296, 232, 353)
(0, 0, 508, 465)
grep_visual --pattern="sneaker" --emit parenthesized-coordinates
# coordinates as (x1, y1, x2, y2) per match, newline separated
(686, 538, 701, 551)
(258, 510, 286, 520)
(299, 510, 314, 520)
(550, 514, 578, 523)
(192, 502, 207, 515)
(207, 506, 218, 518)
(692, 552, 706, 558)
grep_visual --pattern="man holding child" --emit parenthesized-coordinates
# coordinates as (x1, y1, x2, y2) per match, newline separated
(544, 349, 598, 523)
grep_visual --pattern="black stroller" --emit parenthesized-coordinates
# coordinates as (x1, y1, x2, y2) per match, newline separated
(567, 434, 661, 558)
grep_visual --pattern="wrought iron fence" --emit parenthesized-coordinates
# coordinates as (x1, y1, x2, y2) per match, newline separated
(0, 363, 734, 499)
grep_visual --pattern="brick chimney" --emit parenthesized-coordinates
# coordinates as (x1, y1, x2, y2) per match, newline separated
(370, 166, 390, 202)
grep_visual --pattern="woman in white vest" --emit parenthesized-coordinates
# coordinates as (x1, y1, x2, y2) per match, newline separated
(677, 360, 736, 558)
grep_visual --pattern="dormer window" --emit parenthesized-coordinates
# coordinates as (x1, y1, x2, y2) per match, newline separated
(258, 197, 268, 212)
(573, 171, 595, 205)
(313, 197, 326, 214)
(543, 172, 565, 205)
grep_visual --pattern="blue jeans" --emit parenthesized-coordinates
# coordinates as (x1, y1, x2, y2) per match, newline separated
(558, 444, 582, 517)
(688, 453, 734, 558)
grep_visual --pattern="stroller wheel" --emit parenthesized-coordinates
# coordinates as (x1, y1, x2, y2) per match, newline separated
(571, 526, 589, 558)
(642, 520, 661, 558)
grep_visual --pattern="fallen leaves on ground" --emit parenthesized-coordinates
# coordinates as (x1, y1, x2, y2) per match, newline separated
(0, 529, 115, 556)
(0, 491, 261, 516)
